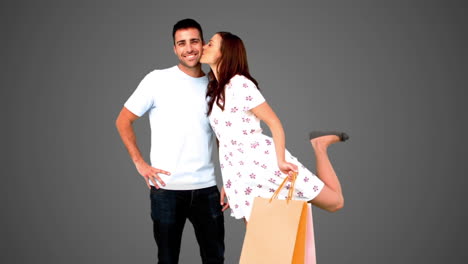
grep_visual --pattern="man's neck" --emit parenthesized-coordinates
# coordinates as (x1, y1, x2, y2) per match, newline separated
(177, 64, 204, 78)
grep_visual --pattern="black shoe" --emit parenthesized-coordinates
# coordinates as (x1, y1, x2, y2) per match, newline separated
(308, 131, 349, 142)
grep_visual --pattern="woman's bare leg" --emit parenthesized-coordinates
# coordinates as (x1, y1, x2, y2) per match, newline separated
(309, 135, 344, 212)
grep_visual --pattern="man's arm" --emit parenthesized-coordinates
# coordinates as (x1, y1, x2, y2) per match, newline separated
(214, 138, 230, 211)
(115, 107, 170, 188)
(220, 187, 229, 212)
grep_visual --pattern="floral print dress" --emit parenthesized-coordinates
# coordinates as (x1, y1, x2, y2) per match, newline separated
(209, 75, 324, 220)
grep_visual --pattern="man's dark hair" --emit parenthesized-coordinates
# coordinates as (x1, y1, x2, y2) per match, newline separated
(172, 18, 204, 44)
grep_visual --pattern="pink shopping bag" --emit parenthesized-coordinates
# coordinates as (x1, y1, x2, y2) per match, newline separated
(305, 204, 316, 264)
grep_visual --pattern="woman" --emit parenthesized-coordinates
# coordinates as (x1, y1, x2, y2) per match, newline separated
(200, 32, 347, 221)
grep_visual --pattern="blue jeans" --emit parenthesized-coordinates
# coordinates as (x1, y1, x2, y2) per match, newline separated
(150, 185, 225, 264)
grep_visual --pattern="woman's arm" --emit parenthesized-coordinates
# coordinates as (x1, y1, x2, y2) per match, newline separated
(251, 102, 298, 175)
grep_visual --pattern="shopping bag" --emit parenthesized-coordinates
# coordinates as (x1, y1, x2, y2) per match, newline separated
(305, 204, 316, 264)
(240, 173, 308, 264)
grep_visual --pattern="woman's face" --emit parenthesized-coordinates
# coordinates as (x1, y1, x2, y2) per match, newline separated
(200, 33, 222, 66)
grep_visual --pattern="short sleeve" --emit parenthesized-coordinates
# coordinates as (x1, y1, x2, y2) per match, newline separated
(124, 73, 156, 117)
(233, 76, 265, 111)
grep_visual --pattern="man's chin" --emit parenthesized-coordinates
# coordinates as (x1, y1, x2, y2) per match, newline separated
(181, 61, 201, 68)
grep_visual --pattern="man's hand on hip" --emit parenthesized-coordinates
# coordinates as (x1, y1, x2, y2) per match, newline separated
(134, 160, 171, 189)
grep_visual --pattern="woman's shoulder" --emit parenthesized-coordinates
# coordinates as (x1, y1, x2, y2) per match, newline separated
(229, 74, 256, 88)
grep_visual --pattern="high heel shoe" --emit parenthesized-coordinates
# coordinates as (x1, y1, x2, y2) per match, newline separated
(308, 131, 349, 142)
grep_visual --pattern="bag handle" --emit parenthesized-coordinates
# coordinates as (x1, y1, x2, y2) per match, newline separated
(269, 171, 298, 203)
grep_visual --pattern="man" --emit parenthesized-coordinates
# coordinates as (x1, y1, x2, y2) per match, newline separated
(115, 18, 227, 264)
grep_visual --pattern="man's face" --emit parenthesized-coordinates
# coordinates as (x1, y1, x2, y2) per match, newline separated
(173, 28, 203, 70)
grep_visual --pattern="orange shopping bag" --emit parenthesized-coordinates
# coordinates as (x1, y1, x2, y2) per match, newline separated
(240, 173, 310, 264)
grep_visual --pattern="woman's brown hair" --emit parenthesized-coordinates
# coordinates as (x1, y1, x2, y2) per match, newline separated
(206, 32, 259, 115)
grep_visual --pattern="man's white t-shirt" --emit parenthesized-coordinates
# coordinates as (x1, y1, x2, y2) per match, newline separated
(124, 66, 216, 190)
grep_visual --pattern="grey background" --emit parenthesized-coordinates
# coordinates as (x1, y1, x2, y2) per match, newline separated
(2, 0, 467, 263)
